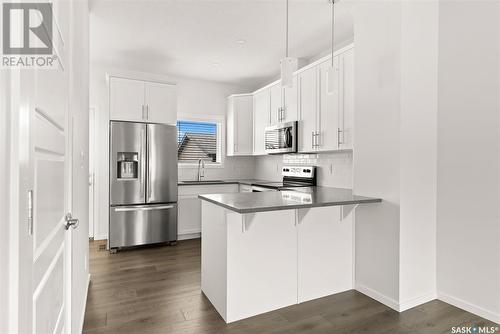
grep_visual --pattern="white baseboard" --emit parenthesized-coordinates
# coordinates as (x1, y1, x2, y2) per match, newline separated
(356, 284, 437, 312)
(78, 274, 91, 334)
(355, 284, 399, 311)
(438, 291, 500, 325)
(399, 291, 437, 312)
(178, 232, 201, 240)
(93, 234, 107, 241)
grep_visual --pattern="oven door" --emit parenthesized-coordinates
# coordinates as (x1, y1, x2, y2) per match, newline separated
(265, 121, 297, 154)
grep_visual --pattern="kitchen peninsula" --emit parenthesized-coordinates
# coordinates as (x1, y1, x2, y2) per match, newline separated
(199, 187, 382, 323)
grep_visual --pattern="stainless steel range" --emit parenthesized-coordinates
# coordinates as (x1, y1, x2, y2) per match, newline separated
(109, 121, 178, 251)
(251, 166, 316, 192)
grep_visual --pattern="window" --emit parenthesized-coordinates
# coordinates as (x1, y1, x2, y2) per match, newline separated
(177, 118, 223, 166)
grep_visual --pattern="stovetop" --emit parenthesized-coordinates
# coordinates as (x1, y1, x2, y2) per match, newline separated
(252, 166, 317, 190)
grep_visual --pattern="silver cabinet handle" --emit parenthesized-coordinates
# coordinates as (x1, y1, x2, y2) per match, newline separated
(28, 190, 33, 235)
(65, 213, 79, 230)
(338, 128, 344, 145)
(114, 205, 174, 212)
(146, 105, 149, 120)
(315, 131, 320, 148)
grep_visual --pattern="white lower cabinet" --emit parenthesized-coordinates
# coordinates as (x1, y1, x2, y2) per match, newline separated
(178, 184, 238, 239)
(201, 202, 354, 323)
(297, 206, 353, 303)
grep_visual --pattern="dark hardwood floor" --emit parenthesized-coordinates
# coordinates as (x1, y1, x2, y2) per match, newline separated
(83, 239, 497, 334)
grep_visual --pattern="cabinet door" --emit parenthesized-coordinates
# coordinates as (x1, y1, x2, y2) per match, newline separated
(178, 196, 201, 236)
(234, 96, 254, 155)
(282, 76, 298, 123)
(109, 77, 145, 122)
(269, 83, 282, 125)
(253, 89, 270, 155)
(297, 67, 318, 152)
(144, 81, 177, 125)
(339, 48, 354, 149)
(318, 59, 340, 151)
(297, 206, 353, 303)
(226, 97, 236, 156)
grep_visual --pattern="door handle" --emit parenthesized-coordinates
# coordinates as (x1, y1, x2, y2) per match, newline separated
(338, 128, 344, 145)
(65, 213, 79, 230)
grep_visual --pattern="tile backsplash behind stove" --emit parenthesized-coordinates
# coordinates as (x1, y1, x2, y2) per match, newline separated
(254, 152, 353, 189)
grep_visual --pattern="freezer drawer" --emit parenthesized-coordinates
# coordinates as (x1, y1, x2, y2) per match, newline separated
(109, 203, 177, 249)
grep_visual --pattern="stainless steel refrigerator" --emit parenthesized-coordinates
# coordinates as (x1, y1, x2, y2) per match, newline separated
(109, 121, 178, 250)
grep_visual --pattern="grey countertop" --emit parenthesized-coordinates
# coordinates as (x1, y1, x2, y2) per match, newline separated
(178, 179, 274, 186)
(198, 187, 382, 214)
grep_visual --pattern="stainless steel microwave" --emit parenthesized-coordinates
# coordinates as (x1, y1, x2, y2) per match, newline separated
(265, 121, 297, 154)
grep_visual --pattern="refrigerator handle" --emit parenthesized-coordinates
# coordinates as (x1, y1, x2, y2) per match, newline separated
(147, 126, 152, 201)
(114, 205, 175, 212)
(140, 127, 145, 199)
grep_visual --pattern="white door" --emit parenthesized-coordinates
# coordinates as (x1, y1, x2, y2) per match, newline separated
(109, 77, 145, 122)
(269, 83, 282, 125)
(298, 67, 318, 152)
(318, 59, 340, 151)
(282, 76, 298, 123)
(144, 81, 177, 125)
(253, 89, 270, 155)
(13, 2, 82, 333)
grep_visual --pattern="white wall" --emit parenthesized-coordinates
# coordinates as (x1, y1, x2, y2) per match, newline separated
(436, 1, 500, 323)
(352, 0, 439, 311)
(352, 1, 402, 308)
(399, 0, 438, 310)
(90, 67, 254, 239)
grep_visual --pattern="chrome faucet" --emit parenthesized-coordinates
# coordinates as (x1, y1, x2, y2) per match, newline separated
(197, 159, 205, 181)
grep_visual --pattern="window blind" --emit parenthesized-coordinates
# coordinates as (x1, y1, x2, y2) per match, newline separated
(177, 120, 219, 163)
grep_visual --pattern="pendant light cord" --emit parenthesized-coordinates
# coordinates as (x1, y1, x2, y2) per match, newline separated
(331, 0, 334, 67)
(286, 0, 289, 58)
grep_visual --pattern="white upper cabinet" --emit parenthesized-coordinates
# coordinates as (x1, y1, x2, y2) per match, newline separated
(296, 45, 354, 153)
(339, 48, 354, 150)
(269, 79, 298, 125)
(297, 66, 318, 153)
(110, 77, 145, 122)
(109, 77, 177, 124)
(253, 89, 271, 155)
(144, 81, 177, 125)
(282, 76, 298, 123)
(318, 58, 340, 151)
(227, 95, 253, 156)
(269, 83, 282, 125)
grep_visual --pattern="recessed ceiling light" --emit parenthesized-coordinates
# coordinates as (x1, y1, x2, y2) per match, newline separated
(235, 39, 247, 44)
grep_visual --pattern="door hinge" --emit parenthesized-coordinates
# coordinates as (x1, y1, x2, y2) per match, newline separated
(27, 190, 33, 235)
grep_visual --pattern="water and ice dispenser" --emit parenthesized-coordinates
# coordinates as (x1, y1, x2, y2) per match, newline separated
(116, 152, 139, 180)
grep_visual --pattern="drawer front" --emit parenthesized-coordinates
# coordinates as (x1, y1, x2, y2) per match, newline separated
(110, 204, 177, 248)
(178, 184, 238, 196)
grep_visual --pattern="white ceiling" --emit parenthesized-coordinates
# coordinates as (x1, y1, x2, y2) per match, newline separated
(90, 0, 354, 89)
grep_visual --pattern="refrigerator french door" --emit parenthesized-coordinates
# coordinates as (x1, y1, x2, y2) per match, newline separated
(110, 121, 178, 249)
